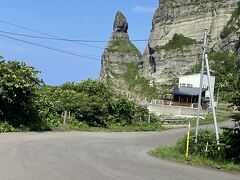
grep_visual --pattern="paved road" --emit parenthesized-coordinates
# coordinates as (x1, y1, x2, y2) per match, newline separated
(0, 121, 239, 180)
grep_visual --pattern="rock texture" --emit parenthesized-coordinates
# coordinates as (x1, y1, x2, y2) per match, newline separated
(140, 0, 238, 87)
(100, 11, 142, 97)
(100, 0, 240, 102)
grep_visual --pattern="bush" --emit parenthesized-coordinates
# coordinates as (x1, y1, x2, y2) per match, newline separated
(178, 126, 240, 163)
(0, 122, 15, 132)
(221, 116, 240, 163)
(177, 130, 224, 160)
(162, 34, 196, 51)
(38, 79, 149, 128)
(0, 60, 43, 127)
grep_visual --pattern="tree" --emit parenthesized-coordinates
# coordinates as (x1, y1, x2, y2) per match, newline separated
(38, 79, 149, 127)
(0, 59, 43, 126)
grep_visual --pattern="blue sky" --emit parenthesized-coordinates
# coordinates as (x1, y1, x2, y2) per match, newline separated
(0, 0, 158, 85)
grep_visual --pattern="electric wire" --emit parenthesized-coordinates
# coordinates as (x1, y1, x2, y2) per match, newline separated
(0, 30, 201, 43)
(0, 30, 150, 42)
(0, 34, 100, 61)
(0, 19, 104, 49)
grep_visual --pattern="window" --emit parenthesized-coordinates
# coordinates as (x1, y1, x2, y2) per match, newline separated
(180, 83, 186, 87)
(187, 84, 193, 88)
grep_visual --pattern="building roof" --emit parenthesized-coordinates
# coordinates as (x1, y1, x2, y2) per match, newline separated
(179, 73, 215, 79)
(171, 87, 207, 96)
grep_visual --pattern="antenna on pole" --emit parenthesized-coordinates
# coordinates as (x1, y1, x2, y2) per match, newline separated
(195, 29, 219, 144)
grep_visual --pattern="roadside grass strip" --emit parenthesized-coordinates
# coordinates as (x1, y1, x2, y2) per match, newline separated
(152, 145, 240, 172)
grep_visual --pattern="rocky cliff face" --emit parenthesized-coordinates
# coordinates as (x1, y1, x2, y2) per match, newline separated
(100, 0, 240, 102)
(100, 11, 142, 98)
(140, 0, 238, 87)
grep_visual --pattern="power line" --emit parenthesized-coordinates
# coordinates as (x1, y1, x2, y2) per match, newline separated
(0, 34, 100, 61)
(0, 19, 104, 49)
(0, 29, 202, 43)
(0, 30, 150, 42)
(0, 19, 203, 45)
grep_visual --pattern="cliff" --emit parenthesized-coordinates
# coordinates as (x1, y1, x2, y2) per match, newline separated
(140, 0, 238, 87)
(100, 12, 142, 100)
(100, 0, 240, 102)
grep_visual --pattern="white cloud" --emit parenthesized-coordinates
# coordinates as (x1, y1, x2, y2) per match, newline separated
(132, 6, 156, 13)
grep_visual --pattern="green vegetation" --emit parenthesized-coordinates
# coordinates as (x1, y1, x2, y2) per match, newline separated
(152, 145, 240, 172)
(36, 79, 152, 129)
(160, 34, 196, 51)
(53, 121, 164, 132)
(106, 39, 141, 56)
(221, 2, 240, 39)
(0, 60, 44, 127)
(209, 52, 239, 102)
(152, 122, 240, 172)
(189, 113, 234, 126)
(185, 52, 240, 104)
(0, 122, 15, 132)
(123, 62, 159, 100)
(184, 62, 201, 75)
(0, 58, 164, 132)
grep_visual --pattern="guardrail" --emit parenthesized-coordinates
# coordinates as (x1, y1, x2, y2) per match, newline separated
(160, 118, 188, 125)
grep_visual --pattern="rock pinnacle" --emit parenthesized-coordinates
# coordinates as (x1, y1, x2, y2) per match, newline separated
(113, 11, 128, 33)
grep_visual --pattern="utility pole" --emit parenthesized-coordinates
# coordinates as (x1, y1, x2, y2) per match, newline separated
(195, 29, 208, 143)
(195, 29, 219, 144)
(205, 53, 219, 143)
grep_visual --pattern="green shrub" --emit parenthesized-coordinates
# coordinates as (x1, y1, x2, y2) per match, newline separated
(161, 34, 196, 51)
(38, 79, 150, 128)
(178, 126, 240, 163)
(177, 130, 224, 160)
(221, 116, 240, 163)
(0, 60, 43, 127)
(0, 122, 15, 132)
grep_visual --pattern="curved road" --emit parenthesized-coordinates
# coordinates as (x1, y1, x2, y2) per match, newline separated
(0, 121, 239, 180)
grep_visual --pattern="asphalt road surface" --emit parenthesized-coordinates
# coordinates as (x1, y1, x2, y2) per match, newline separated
(0, 121, 239, 180)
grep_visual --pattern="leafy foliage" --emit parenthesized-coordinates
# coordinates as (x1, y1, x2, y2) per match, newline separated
(38, 79, 149, 128)
(209, 52, 240, 102)
(0, 60, 43, 127)
(0, 122, 15, 132)
(177, 126, 240, 163)
(221, 128, 240, 163)
(178, 130, 223, 160)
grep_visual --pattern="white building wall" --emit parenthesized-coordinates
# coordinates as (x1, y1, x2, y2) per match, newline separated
(178, 74, 215, 98)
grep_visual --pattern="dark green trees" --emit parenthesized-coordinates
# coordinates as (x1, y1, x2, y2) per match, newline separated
(0, 59, 43, 126)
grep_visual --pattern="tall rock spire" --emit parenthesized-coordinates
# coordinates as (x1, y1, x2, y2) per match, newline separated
(100, 11, 143, 102)
(109, 11, 129, 43)
(113, 11, 128, 33)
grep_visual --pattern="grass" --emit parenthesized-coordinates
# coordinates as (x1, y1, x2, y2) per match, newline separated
(157, 34, 196, 52)
(189, 112, 234, 127)
(152, 145, 240, 172)
(106, 39, 141, 56)
(0, 121, 164, 133)
(36, 122, 164, 132)
(123, 62, 159, 99)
